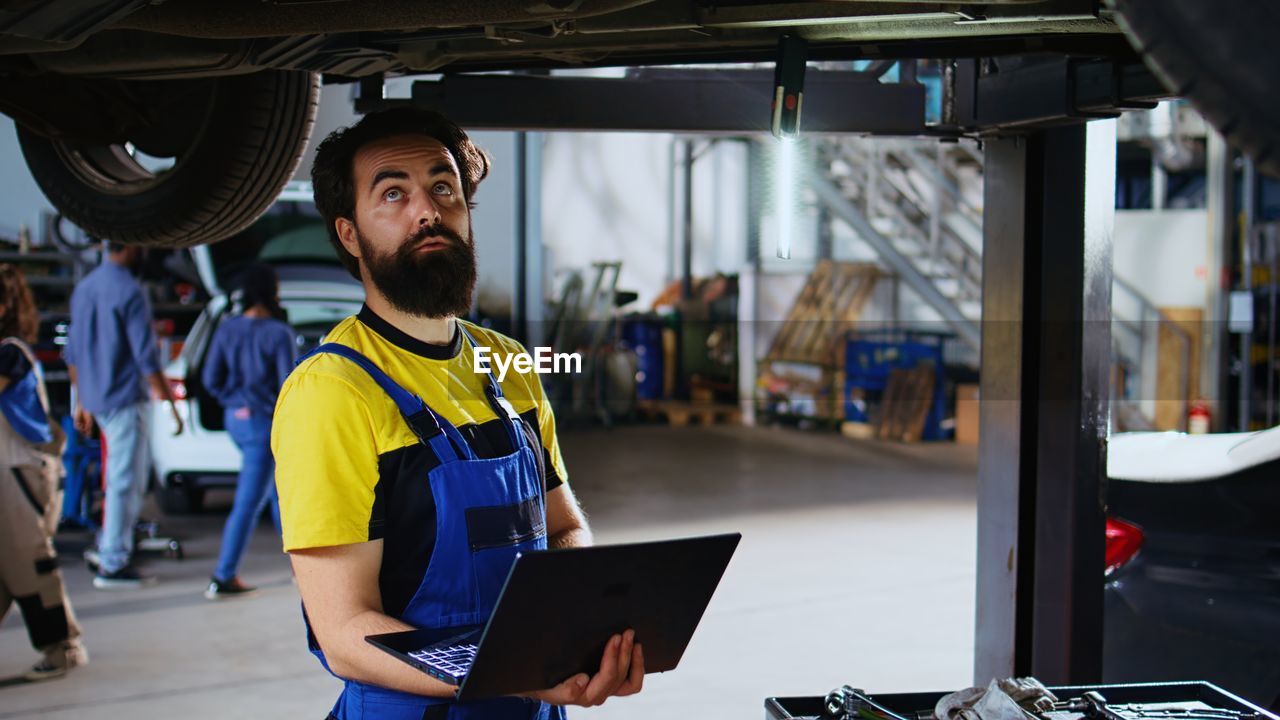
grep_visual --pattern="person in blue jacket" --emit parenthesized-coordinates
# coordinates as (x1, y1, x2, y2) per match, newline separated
(201, 263, 296, 599)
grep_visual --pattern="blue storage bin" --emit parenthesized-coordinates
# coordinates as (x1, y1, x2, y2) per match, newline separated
(844, 330, 948, 440)
(621, 316, 665, 400)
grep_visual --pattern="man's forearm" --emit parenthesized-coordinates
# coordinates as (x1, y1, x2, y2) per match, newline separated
(324, 609, 459, 698)
(549, 526, 592, 549)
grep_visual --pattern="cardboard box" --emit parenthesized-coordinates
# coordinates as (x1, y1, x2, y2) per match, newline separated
(955, 383, 980, 445)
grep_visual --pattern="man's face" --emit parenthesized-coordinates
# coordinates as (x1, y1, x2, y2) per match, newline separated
(341, 134, 477, 319)
(113, 246, 144, 273)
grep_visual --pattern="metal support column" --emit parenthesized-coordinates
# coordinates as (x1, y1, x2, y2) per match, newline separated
(1205, 131, 1234, 427)
(682, 138, 695, 300)
(1239, 158, 1257, 431)
(520, 132, 546, 349)
(514, 131, 528, 343)
(975, 120, 1115, 685)
(741, 139, 765, 427)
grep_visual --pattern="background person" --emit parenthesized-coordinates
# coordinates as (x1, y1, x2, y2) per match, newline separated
(201, 263, 296, 599)
(0, 264, 88, 680)
(66, 243, 183, 590)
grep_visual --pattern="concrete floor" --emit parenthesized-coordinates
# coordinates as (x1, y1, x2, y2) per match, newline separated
(0, 425, 978, 719)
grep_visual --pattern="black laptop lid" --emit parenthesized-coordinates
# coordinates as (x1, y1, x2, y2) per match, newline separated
(457, 532, 741, 700)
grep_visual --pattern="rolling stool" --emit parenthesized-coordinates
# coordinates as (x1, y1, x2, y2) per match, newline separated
(63, 415, 184, 570)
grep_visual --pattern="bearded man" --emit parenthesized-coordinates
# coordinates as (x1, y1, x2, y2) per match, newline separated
(273, 108, 643, 720)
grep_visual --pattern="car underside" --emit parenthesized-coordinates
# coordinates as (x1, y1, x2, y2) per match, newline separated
(1, 1, 1125, 79)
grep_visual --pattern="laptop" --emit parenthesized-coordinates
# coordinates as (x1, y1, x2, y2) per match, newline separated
(366, 532, 741, 700)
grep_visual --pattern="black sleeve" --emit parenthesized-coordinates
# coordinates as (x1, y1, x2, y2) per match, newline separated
(0, 344, 32, 383)
(517, 411, 563, 494)
(542, 445, 563, 493)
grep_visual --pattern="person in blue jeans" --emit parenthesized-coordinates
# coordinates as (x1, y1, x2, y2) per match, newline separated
(201, 264, 296, 599)
(67, 244, 184, 590)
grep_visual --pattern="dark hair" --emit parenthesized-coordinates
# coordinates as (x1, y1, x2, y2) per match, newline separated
(311, 108, 490, 280)
(106, 242, 126, 253)
(238, 263, 282, 318)
(0, 264, 39, 342)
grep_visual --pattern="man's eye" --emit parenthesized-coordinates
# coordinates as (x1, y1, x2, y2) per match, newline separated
(384, 188, 403, 201)
(433, 182, 454, 195)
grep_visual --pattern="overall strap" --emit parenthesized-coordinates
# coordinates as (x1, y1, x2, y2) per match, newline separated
(1, 337, 49, 413)
(300, 343, 476, 462)
(455, 325, 524, 451)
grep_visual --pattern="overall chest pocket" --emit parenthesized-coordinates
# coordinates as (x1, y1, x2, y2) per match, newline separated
(463, 495, 546, 552)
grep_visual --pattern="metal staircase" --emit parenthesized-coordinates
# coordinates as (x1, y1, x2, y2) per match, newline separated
(1111, 277, 1193, 432)
(803, 135, 1182, 429)
(807, 136, 985, 352)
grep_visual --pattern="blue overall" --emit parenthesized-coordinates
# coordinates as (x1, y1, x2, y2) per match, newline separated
(301, 328, 566, 720)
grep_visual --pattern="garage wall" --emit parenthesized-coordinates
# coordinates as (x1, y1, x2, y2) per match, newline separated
(1112, 208, 1210, 414)
(0, 117, 57, 240)
(540, 133, 750, 311)
(1113, 209, 1210, 308)
(541, 132, 670, 310)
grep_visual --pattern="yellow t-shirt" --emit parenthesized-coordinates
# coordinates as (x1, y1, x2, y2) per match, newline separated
(272, 308, 568, 563)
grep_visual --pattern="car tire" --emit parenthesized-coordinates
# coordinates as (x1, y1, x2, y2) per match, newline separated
(15, 70, 319, 247)
(1108, 0, 1280, 177)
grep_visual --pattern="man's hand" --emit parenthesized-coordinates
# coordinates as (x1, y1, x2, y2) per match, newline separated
(523, 629, 645, 708)
(73, 407, 94, 437)
(167, 402, 184, 436)
(145, 370, 183, 436)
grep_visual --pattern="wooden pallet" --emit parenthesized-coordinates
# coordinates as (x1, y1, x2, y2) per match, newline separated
(766, 260, 882, 366)
(637, 400, 742, 427)
(877, 366, 936, 442)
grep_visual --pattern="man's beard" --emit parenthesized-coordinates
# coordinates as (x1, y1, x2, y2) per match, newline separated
(357, 222, 477, 319)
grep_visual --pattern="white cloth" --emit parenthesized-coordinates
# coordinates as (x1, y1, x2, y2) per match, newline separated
(935, 678, 1058, 720)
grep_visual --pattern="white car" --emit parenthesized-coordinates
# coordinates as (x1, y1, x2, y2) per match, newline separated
(149, 212, 363, 513)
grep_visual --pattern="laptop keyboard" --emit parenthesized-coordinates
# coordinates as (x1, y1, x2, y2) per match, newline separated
(409, 642, 479, 678)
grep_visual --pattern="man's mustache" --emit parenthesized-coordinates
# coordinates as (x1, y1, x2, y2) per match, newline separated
(405, 223, 465, 250)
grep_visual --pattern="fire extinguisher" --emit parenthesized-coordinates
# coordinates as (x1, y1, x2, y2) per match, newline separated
(1188, 399, 1211, 435)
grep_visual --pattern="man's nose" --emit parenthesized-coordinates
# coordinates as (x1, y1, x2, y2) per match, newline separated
(415, 193, 442, 226)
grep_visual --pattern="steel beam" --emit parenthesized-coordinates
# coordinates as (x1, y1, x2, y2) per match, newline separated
(350, 59, 1167, 136)
(975, 121, 1114, 685)
(953, 57, 1169, 133)
(354, 69, 928, 135)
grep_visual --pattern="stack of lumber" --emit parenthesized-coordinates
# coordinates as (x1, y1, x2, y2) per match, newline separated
(765, 260, 882, 365)
(877, 366, 936, 442)
(760, 261, 881, 421)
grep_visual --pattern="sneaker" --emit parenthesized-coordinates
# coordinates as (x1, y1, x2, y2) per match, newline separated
(204, 576, 257, 600)
(93, 565, 156, 590)
(22, 641, 88, 682)
(23, 660, 67, 682)
(83, 548, 100, 574)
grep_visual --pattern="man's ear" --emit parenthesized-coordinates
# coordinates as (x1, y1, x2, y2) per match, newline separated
(335, 217, 361, 260)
